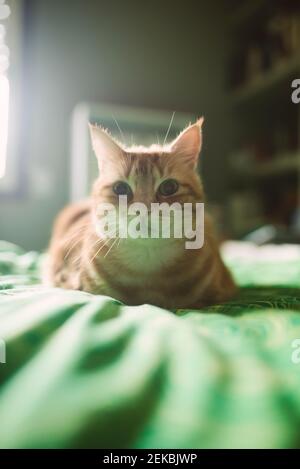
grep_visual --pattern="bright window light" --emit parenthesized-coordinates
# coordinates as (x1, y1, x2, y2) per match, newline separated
(0, 75, 9, 179)
(0, 0, 11, 180)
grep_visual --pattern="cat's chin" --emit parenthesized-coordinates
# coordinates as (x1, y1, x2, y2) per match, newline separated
(113, 236, 184, 273)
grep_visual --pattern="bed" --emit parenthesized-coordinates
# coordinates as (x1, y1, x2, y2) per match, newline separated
(0, 240, 300, 448)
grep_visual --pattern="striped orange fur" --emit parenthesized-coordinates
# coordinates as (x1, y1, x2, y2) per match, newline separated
(45, 119, 236, 309)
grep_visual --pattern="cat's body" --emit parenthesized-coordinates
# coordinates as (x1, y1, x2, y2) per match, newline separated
(45, 119, 236, 309)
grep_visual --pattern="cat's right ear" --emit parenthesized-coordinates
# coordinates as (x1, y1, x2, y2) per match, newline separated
(88, 123, 124, 171)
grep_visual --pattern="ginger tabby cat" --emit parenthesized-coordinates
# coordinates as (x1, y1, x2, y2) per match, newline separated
(45, 118, 236, 309)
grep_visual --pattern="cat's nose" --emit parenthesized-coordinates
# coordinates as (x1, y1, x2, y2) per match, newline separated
(133, 195, 153, 212)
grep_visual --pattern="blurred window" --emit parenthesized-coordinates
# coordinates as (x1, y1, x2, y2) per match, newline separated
(0, 0, 23, 195)
(0, 1, 10, 179)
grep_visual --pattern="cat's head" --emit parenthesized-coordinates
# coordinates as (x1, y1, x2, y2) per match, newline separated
(89, 118, 205, 212)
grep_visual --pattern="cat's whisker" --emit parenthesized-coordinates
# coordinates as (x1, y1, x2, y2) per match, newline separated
(63, 224, 91, 260)
(112, 115, 125, 144)
(64, 225, 89, 242)
(63, 224, 90, 245)
(104, 236, 119, 258)
(64, 238, 83, 261)
(89, 237, 115, 264)
(71, 254, 82, 267)
(163, 111, 175, 146)
(71, 236, 103, 266)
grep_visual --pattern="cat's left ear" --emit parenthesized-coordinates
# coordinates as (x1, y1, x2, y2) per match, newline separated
(169, 117, 204, 169)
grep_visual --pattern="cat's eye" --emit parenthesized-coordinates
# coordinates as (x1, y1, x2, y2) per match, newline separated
(113, 181, 133, 197)
(158, 179, 179, 196)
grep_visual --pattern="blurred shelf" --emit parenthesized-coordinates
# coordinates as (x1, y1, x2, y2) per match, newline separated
(255, 154, 300, 177)
(230, 0, 267, 29)
(231, 56, 300, 105)
(231, 153, 300, 181)
(227, 1, 300, 238)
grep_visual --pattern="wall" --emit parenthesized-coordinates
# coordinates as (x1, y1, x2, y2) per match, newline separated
(0, 0, 232, 250)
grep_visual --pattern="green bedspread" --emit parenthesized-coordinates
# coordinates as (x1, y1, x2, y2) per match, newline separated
(0, 240, 300, 448)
